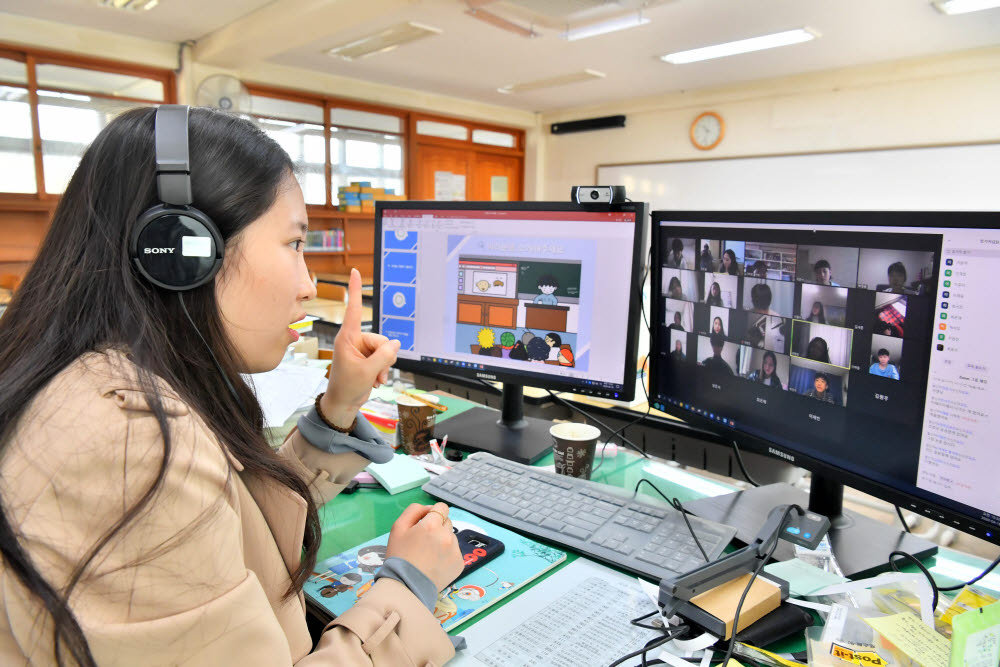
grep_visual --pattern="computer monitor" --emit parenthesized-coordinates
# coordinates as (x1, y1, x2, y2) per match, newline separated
(649, 210, 999, 577)
(374, 200, 647, 464)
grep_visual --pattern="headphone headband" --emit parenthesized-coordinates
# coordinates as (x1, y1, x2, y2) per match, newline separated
(154, 105, 193, 206)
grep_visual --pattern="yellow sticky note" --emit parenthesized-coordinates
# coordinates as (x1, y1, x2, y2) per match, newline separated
(865, 613, 951, 667)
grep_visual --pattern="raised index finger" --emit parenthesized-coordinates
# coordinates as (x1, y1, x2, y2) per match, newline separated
(340, 268, 363, 338)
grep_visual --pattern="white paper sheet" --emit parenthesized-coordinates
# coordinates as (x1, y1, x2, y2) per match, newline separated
(245, 363, 329, 428)
(448, 558, 663, 667)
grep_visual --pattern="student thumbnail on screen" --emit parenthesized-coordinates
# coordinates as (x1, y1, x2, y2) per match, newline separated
(790, 321, 853, 369)
(696, 305, 732, 340)
(873, 293, 906, 337)
(737, 347, 789, 390)
(664, 237, 697, 271)
(698, 239, 721, 272)
(741, 313, 789, 355)
(662, 267, 700, 302)
(869, 334, 903, 381)
(795, 245, 860, 288)
(703, 273, 739, 309)
(716, 241, 745, 276)
(697, 333, 739, 376)
(665, 298, 694, 333)
(857, 248, 936, 295)
(798, 284, 849, 328)
(669, 329, 688, 363)
(744, 241, 797, 281)
(789, 357, 849, 407)
(742, 278, 795, 319)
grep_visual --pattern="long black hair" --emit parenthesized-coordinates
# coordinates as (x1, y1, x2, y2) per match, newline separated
(0, 107, 321, 666)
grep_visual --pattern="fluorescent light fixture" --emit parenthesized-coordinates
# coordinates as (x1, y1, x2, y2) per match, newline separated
(661, 27, 820, 64)
(465, 8, 537, 38)
(326, 22, 442, 61)
(933, 0, 1000, 14)
(497, 69, 605, 94)
(101, 0, 159, 9)
(562, 13, 650, 41)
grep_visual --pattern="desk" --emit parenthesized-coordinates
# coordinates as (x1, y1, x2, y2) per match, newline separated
(303, 297, 373, 346)
(304, 392, 1000, 659)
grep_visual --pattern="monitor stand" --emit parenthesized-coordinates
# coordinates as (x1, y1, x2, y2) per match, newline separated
(439, 382, 554, 464)
(683, 474, 938, 579)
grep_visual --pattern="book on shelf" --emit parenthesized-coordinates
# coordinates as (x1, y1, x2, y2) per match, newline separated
(305, 507, 566, 631)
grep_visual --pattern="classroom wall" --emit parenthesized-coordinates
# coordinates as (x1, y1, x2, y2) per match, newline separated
(537, 47, 1000, 202)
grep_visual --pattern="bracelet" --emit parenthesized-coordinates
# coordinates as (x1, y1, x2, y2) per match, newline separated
(314, 392, 357, 433)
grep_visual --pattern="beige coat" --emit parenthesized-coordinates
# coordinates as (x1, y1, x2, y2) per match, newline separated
(0, 351, 455, 666)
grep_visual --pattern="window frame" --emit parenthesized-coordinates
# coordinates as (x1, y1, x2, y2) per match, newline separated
(0, 43, 176, 202)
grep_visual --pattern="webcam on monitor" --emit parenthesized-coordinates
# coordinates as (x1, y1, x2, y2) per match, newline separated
(571, 185, 627, 204)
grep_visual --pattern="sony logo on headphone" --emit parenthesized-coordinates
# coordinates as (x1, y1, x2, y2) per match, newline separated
(143, 247, 176, 254)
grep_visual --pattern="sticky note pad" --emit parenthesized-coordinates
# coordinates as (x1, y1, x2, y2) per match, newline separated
(865, 612, 950, 667)
(764, 558, 848, 597)
(366, 454, 430, 495)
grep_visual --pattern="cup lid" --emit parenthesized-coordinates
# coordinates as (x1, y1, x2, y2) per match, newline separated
(549, 422, 601, 441)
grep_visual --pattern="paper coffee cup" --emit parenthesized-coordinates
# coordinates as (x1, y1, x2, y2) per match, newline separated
(395, 394, 438, 455)
(550, 422, 601, 480)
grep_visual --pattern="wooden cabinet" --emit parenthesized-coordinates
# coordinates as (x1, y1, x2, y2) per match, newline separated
(304, 209, 375, 289)
(456, 295, 518, 327)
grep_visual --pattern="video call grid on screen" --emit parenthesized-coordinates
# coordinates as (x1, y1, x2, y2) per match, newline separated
(378, 208, 638, 390)
(653, 216, 1000, 527)
(654, 221, 949, 500)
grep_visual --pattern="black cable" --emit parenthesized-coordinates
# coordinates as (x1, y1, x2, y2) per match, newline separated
(730, 440, 761, 488)
(178, 292, 244, 413)
(895, 505, 912, 533)
(545, 389, 649, 459)
(718, 504, 799, 667)
(889, 550, 939, 612)
(592, 353, 653, 475)
(633, 478, 709, 562)
(607, 625, 689, 667)
(887, 548, 1000, 602)
(629, 609, 665, 631)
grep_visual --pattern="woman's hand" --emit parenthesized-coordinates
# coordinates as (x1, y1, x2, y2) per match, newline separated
(385, 503, 464, 592)
(320, 269, 400, 429)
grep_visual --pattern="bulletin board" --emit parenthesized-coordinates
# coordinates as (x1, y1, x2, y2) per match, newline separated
(597, 142, 1000, 212)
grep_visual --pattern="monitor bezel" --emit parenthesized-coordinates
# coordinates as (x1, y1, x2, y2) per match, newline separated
(649, 209, 1000, 546)
(374, 200, 648, 401)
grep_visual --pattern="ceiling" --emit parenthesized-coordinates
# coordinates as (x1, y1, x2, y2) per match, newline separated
(3, 0, 1000, 113)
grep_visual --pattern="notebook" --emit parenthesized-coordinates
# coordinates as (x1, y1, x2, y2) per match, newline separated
(305, 507, 567, 631)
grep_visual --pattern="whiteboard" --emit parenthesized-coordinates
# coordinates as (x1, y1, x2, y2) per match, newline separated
(597, 143, 1000, 212)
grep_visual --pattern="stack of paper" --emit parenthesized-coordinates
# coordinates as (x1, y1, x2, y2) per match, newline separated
(246, 363, 329, 428)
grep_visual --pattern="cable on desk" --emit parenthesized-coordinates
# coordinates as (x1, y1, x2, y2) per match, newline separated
(888, 548, 1000, 610)
(607, 624, 689, 667)
(592, 354, 653, 475)
(545, 389, 649, 459)
(633, 478, 709, 562)
(895, 505, 912, 533)
(717, 504, 799, 667)
(630, 609, 665, 631)
(730, 440, 761, 488)
(888, 550, 939, 612)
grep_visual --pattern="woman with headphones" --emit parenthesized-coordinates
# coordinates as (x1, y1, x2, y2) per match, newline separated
(0, 107, 463, 666)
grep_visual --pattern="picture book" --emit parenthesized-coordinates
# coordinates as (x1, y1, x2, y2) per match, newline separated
(304, 507, 567, 631)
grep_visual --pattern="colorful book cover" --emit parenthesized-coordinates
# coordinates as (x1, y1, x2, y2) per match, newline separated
(304, 507, 566, 631)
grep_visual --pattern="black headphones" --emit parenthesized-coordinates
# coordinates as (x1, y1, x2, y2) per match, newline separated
(130, 105, 224, 291)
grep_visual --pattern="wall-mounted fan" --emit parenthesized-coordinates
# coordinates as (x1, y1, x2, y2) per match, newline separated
(195, 74, 251, 113)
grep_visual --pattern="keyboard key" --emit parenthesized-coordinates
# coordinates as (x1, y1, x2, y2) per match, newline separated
(542, 518, 565, 532)
(561, 525, 591, 540)
(475, 495, 519, 516)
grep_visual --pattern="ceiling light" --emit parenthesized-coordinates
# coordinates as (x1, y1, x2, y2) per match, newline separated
(498, 69, 605, 94)
(661, 28, 820, 65)
(562, 13, 650, 41)
(932, 0, 1000, 14)
(465, 8, 537, 38)
(100, 0, 159, 9)
(326, 22, 442, 61)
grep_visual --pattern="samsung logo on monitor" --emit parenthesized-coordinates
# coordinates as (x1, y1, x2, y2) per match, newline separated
(476, 372, 496, 380)
(769, 447, 795, 463)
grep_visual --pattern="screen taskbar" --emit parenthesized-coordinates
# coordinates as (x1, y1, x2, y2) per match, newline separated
(418, 355, 626, 398)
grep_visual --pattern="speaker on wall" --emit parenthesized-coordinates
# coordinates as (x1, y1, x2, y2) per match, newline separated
(550, 115, 626, 135)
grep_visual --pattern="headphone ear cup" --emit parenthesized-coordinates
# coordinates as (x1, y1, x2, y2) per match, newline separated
(131, 204, 224, 291)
